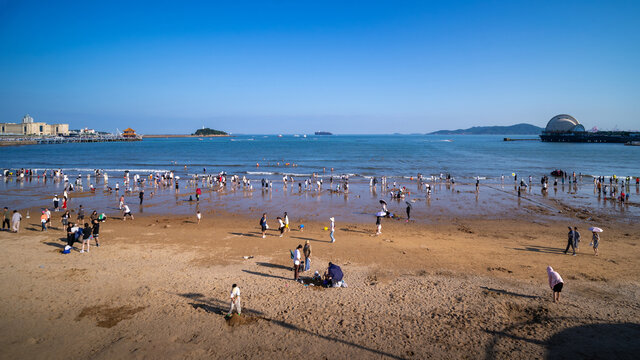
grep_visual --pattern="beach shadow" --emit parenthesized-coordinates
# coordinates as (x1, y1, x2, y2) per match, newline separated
(43, 241, 65, 249)
(339, 227, 370, 235)
(480, 286, 540, 299)
(179, 292, 205, 300)
(242, 269, 291, 280)
(511, 245, 566, 255)
(291, 236, 331, 243)
(179, 294, 404, 359)
(256, 262, 291, 270)
(178, 294, 264, 316)
(547, 323, 640, 359)
(229, 232, 260, 238)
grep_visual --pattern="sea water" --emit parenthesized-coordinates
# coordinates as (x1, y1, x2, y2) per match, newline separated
(1, 135, 638, 180)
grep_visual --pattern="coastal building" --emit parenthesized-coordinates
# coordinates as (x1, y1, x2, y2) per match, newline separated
(0, 114, 69, 136)
(122, 128, 140, 139)
(540, 114, 640, 143)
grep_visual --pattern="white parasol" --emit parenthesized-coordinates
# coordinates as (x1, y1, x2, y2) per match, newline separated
(589, 227, 603, 233)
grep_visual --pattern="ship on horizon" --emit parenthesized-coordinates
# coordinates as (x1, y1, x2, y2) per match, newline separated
(314, 131, 333, 135)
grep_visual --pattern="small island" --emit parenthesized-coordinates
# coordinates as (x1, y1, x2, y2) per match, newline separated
(193, 128, 228, 136)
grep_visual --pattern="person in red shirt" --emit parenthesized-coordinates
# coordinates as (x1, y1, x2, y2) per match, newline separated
(196, 187, 202, 201)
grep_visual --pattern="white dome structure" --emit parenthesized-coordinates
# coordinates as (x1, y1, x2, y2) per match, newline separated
(544, 114, 585, 133)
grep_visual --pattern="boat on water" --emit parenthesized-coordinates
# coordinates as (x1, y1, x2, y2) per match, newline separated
(624, 141, 640, 146)
(314, 131, 333, 135)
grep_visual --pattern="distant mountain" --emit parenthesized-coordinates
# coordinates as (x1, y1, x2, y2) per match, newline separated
(428, 123, 543, 135)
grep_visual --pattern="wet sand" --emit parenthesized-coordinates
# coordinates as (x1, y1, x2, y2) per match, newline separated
(0, 200, 639, 359)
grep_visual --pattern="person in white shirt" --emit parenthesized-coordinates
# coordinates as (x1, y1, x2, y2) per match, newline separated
(11, 210, 22, 233)
(329, 217, 335, 243)
(293, 244, 302, 281)
(284, 212, 290, 233)
(227, 284, 241, 316)
(277, 217, 285, 237)
(122, 204, 134, 220)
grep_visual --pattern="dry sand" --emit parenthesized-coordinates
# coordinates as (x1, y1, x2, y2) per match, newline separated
(0, 208, 639, 359)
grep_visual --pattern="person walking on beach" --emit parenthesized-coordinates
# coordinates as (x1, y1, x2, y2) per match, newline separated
(260, 213, 268, 238)
(61, 210, 70, 230)
(77, 205, 85, 222)
(195, 187, 201, 202)
(53, 195, 59, 211)
(303, 240, 311, 272)
(375, 216, 382, 235)
(564, 226, 576, 256)
(119, 195, 125, 210)
(329, 217, 335, 243)
(406, 202, 411, 222)
(2, 207, 10, 231)
(573, 227, 581, 253)
(40, 211, 48, 231)
(196, 210, 202, 224)
(227, 284, 241, 317)
(547, 266, 564, 303)
(293, 244, 303, 281)
(139, 190, 144, 205)
(592, 231, 600, 256)
(11, 210, 22, 233)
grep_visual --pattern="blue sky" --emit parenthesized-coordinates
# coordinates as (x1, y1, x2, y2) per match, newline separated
(1, 0, 639, 134)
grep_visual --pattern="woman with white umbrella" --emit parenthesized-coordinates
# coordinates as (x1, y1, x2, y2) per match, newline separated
(590, 227, 602, 256)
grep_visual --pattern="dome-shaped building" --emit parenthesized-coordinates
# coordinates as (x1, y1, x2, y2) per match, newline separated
(544, 114, 585, 133)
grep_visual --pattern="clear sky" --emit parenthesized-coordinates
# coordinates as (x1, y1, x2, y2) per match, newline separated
(1, 0, 639, 134)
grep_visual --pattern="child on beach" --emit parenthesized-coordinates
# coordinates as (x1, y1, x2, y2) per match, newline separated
(227, 284, 241, 317)
(260, 213, 267, 238)
(196, 210, 202, 224)
(375, 216, 382, 235)
(547, 266, 564, 303)
(40, 211, 48, 231)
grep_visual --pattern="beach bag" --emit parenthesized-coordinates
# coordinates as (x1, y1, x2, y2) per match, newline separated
(290, 250, 294, 259)
(62, 245, 71, 254)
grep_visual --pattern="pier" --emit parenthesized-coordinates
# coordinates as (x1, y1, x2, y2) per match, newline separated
(503, 138, 540, 141)
(0, 135, 141, 146)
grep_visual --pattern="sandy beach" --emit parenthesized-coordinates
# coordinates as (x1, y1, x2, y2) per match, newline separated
(1, 202, 639, 359)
